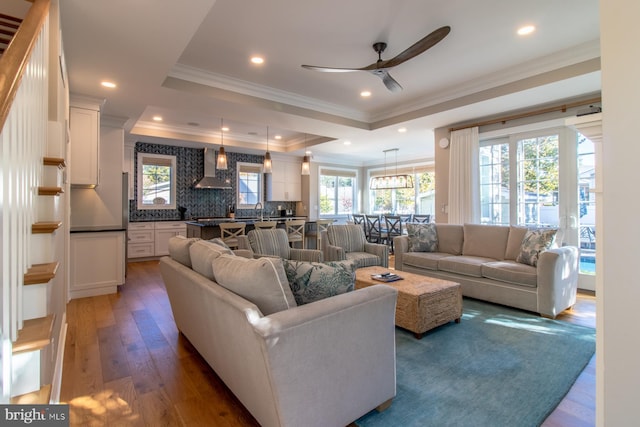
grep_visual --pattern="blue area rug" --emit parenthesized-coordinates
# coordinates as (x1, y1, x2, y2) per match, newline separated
(356, 298, 595, 427)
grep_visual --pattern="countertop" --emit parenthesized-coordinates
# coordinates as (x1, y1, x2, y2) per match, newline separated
(186, 217, 308, 227)
(70, 225, 127, 233)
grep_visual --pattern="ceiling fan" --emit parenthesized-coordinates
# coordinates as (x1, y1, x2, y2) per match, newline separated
(301, 26, 450, 93)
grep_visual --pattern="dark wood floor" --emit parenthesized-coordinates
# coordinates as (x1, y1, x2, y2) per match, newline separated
(60, 260, 596, 426)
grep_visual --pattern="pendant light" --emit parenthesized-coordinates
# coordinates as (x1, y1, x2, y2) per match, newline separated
(369, 148, 414, 189)
(301, 134, 310, 175)
(263, 126, 272, 173)
(216, 118, 228, 170)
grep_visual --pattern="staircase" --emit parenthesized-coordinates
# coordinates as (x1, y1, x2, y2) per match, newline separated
(0, 13, 22, 56)
(1, 0, 68, 405)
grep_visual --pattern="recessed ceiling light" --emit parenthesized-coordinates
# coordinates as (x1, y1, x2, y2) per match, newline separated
(360, 91, 372, 97)
(152, 116, 163, 122)
(100, 81, 116, 88)
(343, 140, 351, 145)
(274, 135, 282, 140)
(250, 56, 264, 64)
(517, 25, 535, 36)
(221, 126, 229, 132)
(398, 127, 407, 133)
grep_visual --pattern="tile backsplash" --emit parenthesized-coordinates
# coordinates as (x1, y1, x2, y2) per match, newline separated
(129, 142, 296, 221)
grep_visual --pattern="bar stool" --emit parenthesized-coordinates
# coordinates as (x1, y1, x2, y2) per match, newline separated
(218, 222, 246, 249)
(253, 221, 277, 230)
(305, 219, 334, 249)
(285, 219, 306, 249)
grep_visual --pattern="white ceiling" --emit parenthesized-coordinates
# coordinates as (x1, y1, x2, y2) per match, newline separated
(58, 0, 601, 166)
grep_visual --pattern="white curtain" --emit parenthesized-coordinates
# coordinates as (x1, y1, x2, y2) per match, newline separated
(448, 127, 480, 224)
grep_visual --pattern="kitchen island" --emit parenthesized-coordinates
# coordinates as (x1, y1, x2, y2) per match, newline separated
(185, 217, 309, 240)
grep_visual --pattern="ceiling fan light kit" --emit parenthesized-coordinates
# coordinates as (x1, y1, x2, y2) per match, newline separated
(301, 25, 450, 93)
(369, 148, 414, 190)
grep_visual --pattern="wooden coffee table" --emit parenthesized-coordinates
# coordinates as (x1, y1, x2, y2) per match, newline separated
(355, 266, 462, 339)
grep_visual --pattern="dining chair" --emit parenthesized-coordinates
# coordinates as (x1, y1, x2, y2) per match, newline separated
(412, 214, 431, 223)
(253, 220, 277, 230)
(304, 219, 334, 249)
(384, 215, 402, 253)
(285, 219, 306, 249)
(399, 214, 413, 223)
(218, 222, 246, 249)
(364, 215, 387, 244)
(351, 214, 366, 232)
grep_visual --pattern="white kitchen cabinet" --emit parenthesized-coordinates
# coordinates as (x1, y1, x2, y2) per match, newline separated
(70, 231, 125, 298)
(154, 221, 187, 256)
(128, 222, 154, 259)
(69, 105, 100, 187)
(128, 221, 186, 259)
(266, 159, 302, 201)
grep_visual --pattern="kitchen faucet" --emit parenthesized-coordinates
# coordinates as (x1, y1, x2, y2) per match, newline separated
(254, 202, 264, 221)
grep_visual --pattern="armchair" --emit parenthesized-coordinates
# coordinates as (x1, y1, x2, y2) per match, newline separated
(237, 228, 323, 262)
(321, 224, 389, 268)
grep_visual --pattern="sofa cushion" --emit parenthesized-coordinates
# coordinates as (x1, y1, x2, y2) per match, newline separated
(212, 255, 297, 315)
(282, 260, 355, 305)
(482, 261, 538, 288)
(406, 223, 438, 252)
(463, 224, 510, 260)
(346, 252, 381, 269)
(168, 235, 200, 267)
(434, 224, 464, 255)
(516, 229, 558, 267)
(403, 252, 451, 270)
(438, 255, 497, 278)
(504, 226, 529, 260)
(189, 240, 234, 281)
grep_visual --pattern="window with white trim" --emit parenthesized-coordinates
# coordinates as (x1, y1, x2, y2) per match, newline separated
(237, 162, 263, 208)
(137, 153, 176, 210)
(319, 168, 357, 216)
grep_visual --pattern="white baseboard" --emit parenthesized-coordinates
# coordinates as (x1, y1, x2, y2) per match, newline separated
(49, 313, 67, 404)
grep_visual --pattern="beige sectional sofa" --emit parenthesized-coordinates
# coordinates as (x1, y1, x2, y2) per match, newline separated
(393, 223, 579, 318)
(159, 236, 398, 427)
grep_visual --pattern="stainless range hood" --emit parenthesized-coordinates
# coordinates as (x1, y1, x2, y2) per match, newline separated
(194, 148, 232, 189)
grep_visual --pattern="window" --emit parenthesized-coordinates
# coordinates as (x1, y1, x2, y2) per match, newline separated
(369, 169, 435, 215)
(480, 132, 559, 227)
(137, 153, 176, 210)
(319, 168, 356, 216)
(237, 162, 263, 208)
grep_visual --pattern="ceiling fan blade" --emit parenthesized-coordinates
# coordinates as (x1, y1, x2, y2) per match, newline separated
(370, 70, 403, 92)
(301, 64, 360, 73)
(381, 26, 450, 69)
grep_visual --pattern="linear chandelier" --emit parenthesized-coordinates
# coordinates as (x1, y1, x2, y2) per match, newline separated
(369, 148, 414, 190)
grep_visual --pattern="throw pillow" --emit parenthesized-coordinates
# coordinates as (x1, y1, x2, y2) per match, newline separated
(516, 229, 558, 267)
(209, 237, 231, 250)
(189, 240, 234, 281)
(168, 235, 200, 267)
(282, 259, 355, 305)
(406, 223, 438, 252)
(211, 255, 297, 315)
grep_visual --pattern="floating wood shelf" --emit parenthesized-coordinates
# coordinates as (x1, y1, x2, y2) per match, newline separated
(12, 314, 54, 355)
(24, 262, 59, 285)
(43, 157, 66, 168)
(38, 186, 64, 196)
(32, 221, 62, 234)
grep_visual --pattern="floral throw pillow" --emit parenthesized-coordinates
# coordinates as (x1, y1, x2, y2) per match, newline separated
(406, 223, 438, 252)
(516, 229, 558, 267)
(282, 260, 355, 305)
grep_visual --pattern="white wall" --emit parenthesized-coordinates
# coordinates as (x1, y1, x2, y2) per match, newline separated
(599, 0, 640, 424)
(69, 126, 124, 227)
